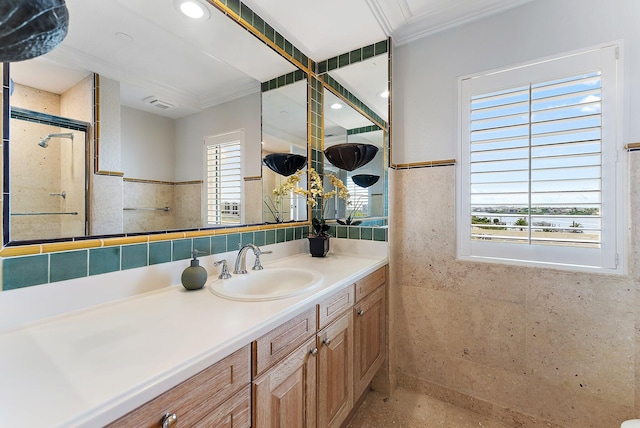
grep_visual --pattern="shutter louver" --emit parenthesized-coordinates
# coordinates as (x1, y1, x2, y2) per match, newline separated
(469, 71, 602, 248)
(207, 141, 241, 225)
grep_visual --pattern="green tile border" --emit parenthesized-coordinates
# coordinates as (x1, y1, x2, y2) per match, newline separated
(316, 40, 388, 75)
(1, 225, 387, 291)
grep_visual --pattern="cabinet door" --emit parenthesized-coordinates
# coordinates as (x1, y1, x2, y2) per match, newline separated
(253, 337, 317, 428)
(317, 311, 353, 428)
(353, 285, 386, 400)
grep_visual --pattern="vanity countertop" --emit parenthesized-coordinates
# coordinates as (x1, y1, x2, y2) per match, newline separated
(0, 247, 387, 427)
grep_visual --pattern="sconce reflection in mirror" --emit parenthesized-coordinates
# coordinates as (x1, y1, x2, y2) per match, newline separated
(324, 143, 379, 172)
(0, 0, 69, 62)
(352, 174, 380, 188)
(263, 153, 307, 176)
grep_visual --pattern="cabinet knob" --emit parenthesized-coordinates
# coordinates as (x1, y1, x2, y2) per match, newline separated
(323, 338, 332, 346)
(309, 347, 318, 356)
(357, 308, 365, 316)
(162, 413, 178, 428)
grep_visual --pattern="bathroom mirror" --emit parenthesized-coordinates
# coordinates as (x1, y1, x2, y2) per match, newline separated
(261, 78, 308, 223)
(323, 89, 386, 224)
(5, 0, 301, 244)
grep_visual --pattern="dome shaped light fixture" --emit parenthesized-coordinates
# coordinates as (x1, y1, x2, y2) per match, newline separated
(324, 143, 379, 172)
(0, 0, 69, 62)
(330, 103, 343, 110)
(352, 174, 380, 188)
(263, 153, 307, 177)
(377, 89, 389, 98)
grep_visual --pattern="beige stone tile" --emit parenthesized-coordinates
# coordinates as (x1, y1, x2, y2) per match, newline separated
(397, 284, 526, 373)
(526, 275, 635, 407)
(525, 372, 635, 427)
(347, 388, 512, 428)
(91, 174, 123, 235)
(629, 154, 640, 278)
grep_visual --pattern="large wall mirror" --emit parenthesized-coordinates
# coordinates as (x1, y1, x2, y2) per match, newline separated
(261, 77, 308, 223)
(321, 53, 389, 226)
(5, 0, 301, 245)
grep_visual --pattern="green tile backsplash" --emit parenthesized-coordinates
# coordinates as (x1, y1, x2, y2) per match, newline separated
(50, 250, 87, 282)
(3, 254, 48, 290)
(1, 225, 386, 291)
(172, 239, 193, 261)
(89, 247, 120, 276)
(149, 241, 171, 265)
(121, 244, 148, 270)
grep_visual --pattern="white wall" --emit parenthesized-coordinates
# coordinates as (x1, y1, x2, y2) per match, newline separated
(174, 92, 262, 181)
(121, 106, 176, 181)
(392, 0, 640, 164)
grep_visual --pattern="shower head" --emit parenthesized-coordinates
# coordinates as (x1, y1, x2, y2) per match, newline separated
(38, 132, 74, 148)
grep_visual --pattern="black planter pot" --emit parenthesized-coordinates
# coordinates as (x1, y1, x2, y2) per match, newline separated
(308, 236, 330, 257)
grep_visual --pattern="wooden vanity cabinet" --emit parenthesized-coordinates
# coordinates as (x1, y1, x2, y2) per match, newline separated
(353, 266, 387, 401)
(106, 345, 250, 428)
(108, 266, 387, 428)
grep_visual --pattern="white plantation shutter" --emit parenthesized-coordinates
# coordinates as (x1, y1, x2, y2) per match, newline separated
(347, 176, 370, 217)
(206, 136, 242, 225)
(458, 45, 621, 271)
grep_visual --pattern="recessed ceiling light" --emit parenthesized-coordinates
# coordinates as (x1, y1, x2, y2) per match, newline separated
(377, 90, 389, 99)
(330, 103, 343, 110)
(174, 0, 210, 19)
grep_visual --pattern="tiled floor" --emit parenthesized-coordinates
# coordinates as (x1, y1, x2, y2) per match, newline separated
(346, 388, 512, 428)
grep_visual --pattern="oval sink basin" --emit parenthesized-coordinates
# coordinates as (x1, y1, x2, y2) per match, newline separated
(209, 268, 323, 301)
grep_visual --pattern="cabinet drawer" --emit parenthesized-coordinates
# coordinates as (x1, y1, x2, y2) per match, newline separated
(106, 345, 250, 427)
(252, 307, 317, 377)
(196, 385, 251, 427)
(318, 284, 355, 329)
(354, 266, 386, 302)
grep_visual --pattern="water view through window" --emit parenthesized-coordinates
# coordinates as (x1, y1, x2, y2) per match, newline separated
(469, 71, 602, 248)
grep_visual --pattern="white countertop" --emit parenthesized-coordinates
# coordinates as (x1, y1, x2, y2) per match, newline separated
(0, 240, 387, 427)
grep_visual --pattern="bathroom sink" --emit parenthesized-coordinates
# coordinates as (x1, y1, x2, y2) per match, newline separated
(208, 268, 323, 301)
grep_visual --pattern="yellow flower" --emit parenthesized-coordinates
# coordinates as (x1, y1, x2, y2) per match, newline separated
(271, 167, 350, 221)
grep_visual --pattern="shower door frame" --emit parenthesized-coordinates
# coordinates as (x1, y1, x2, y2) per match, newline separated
(6, 107, 90, 245)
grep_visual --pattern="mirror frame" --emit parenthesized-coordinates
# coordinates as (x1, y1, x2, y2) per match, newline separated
(0, 0, 391, 249)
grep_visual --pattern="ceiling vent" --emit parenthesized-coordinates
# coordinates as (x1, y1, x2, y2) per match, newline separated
(143, 96, 174, 110)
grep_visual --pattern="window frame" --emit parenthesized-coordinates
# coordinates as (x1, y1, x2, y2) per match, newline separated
(204, 130, 244, 226)
(456, 43, 626, 274)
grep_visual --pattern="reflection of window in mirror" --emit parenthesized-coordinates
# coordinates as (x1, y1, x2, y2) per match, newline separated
(205, 130, 243, 226)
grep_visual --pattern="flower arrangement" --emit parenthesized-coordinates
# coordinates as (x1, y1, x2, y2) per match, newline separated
(272, 167, 350, 237)
(264, 173, 304, 223)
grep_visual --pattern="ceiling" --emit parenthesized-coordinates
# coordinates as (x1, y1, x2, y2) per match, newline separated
(9, 0, 533, 120)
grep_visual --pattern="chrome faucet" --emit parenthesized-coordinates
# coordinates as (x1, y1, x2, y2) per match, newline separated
(234, 244, 272, 274)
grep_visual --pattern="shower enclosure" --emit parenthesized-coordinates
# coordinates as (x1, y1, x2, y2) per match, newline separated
(9, 108, 89, 241)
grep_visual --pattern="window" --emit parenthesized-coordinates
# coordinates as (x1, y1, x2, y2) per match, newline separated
(457, 45, 623, 271)
(205, 131, 242, 225)
(347, 176, 369, 217)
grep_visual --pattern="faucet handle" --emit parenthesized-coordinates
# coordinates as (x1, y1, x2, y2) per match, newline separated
(252, 249, 272, 271)
(214, 259, 232, 279)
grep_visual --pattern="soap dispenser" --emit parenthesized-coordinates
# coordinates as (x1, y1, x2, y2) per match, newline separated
(181, 250, 207, 290)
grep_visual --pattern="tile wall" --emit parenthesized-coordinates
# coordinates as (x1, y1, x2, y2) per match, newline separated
(389, 156, 639, 427)
(1, 223, 388, 291)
